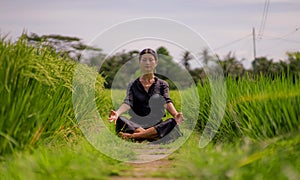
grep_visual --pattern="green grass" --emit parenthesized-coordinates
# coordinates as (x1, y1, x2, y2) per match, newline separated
(227, 75, 300, 140)
(171, 132, 300, 179)
(0, 36, 77, 154)
(197, 75, 300, 142)
(166, 74, 300, 179)
(0, 136, 130, 180)
(1, 34, 300, 179)
(0, 36, 125, 179)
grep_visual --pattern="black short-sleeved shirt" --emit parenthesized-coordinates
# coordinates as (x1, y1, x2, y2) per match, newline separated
(123, 77, 172, 118)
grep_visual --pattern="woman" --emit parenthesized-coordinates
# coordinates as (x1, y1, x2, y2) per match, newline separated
(108, 48, 184, 142)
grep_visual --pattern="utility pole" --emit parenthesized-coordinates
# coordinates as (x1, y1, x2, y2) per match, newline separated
(252, 27, 257, 59)
(252, 27, 257, 73)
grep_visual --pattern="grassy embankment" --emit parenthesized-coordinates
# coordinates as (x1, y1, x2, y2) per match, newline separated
(0, 37, 129, 179)
(1, 36, 299, 179)
(170, 75, 300, 179)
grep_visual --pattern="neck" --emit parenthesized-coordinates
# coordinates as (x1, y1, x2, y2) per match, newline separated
(141, 73, 155, 81)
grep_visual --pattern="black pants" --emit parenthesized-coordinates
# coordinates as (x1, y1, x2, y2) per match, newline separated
(116, 94, 182, 143)
(116, 116, 182, 144)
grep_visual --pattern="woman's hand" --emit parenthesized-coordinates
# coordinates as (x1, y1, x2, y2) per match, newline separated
(108, 110, 119, 124)
(174, 112, 184, 124)
(108, 103, 131, 125)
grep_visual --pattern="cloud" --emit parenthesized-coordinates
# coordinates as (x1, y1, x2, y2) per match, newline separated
(0, 0, 299, 62)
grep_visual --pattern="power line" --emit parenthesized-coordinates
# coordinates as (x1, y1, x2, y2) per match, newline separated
(257, 0, 270, 40)
(262, 27, 300, 41)
(214, 34, 252, 50)
(257, 27, 300, 52)
(263, 36, 300, 44)
(277, 27, 300, 39)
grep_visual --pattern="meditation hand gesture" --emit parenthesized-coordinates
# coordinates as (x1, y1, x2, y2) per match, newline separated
(174, 112, 184, 124)
(108, 110, 118, 124)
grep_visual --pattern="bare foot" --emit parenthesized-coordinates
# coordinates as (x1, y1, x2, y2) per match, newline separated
(119, 132, 133, 140)
(119, 127, 158, 141)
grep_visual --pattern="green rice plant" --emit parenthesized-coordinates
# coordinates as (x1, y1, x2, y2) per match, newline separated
(172, 132, 300, 180)
(227, 75, 300, 140)
(197, 80, 212, 131)
(0, 136, 129, 180)
(197, 74, 300, 142)
(0, 36, 106, 155)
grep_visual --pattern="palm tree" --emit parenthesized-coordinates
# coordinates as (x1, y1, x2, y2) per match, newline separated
(181, 51, 193, 71)
(220, 52, 245, 77)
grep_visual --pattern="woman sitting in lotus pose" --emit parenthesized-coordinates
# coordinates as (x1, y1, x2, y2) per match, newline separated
(108, 48, 183, 142)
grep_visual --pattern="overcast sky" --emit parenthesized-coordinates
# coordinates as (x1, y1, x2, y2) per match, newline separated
(1, 0, 299, 68)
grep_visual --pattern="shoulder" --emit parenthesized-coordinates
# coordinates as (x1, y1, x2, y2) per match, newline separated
(155, 77, 169, 87)
(127, 78, 139, 89)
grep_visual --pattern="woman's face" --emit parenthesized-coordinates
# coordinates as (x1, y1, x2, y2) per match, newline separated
(139, 53, 158, 74)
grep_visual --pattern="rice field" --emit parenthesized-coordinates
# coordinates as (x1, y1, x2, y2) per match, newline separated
(0, 36, 299, 179)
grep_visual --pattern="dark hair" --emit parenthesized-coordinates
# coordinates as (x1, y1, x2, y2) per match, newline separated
(139, 48, 158, 61)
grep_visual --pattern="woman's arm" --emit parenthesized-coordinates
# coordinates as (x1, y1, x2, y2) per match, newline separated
(108, 103, 131, 124)
(166, 102, 184, 124)
(166, 102, 178, 117)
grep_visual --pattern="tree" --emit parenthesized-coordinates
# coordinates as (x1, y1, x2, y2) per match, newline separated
(22, 32, 102, 62)
(201, 48, 211, 65)
(98, 50, 139, 88)
(189, 68, 206, 85)
(219, 52, 245, 77)
(156, 47, 194, 89)
(157, 46, 170, 56)
(181, 51, 193, 71)
(251, 57, 273, 75)
(287, 52, 300, 74)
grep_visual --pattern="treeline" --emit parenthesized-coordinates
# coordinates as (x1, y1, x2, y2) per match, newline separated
(23, 33, 300, 88)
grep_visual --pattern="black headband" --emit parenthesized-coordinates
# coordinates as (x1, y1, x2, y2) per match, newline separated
(139, 48, 158, 61)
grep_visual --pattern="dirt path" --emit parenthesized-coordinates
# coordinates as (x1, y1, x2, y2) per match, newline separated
(110, 145, 177, 180)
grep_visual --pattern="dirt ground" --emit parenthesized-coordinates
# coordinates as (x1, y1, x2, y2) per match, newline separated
(110, 145, 178, 180)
